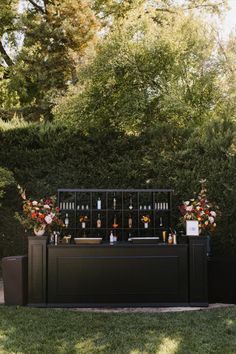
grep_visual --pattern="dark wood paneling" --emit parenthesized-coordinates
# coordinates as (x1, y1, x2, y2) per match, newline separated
(48, 245, 188, 303)
(28, 236, 47, 304)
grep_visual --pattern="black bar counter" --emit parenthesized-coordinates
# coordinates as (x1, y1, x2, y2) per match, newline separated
(28, 237, 208, 307)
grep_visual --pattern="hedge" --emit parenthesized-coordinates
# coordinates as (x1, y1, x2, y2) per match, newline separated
(0, 119, 235, 257)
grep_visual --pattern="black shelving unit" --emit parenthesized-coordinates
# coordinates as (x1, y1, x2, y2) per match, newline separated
(57, 189, 173, 241)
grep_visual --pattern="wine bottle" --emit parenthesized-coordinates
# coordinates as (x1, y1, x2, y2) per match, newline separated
(109, 230, 114, 244)
(159, 217, 163, 227)
(113, 230, 117, 243)
(97, 214, 101, 228)
(129, 197, 133, 210)
(128, 214, 132, 228)
(113, 193, 116, 210)
(112, 214, 118, 228)
(97, 197, 101, 210)
(65, 213, 69, 228)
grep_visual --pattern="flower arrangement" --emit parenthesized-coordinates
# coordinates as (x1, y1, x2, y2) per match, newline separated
(141, 215, 151, 224)
(15, 185, 64, 234)
(179, 180, 219, 234)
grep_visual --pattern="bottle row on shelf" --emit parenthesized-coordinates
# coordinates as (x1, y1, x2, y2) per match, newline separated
(64, 213, 167, 229)
(59, 199, 169, 211)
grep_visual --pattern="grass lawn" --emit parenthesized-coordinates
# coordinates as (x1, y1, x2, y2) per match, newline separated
(0, 306, 236, 354)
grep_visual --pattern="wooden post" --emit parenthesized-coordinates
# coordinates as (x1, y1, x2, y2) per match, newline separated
(28, 236, 47, 305)
(188, 236, 208, 306)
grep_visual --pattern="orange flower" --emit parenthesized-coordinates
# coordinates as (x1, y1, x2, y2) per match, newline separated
(31, 212, 37, 219)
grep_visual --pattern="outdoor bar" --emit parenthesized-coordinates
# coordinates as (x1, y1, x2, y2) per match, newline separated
(27, 189, 208, 307)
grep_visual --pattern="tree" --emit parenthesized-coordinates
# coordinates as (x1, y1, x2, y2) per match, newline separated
(0, 0, 99, 121)
(54, 3, 224, 133)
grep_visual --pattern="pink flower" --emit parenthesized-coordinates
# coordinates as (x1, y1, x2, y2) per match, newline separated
(44, 204, 50, 209)
(209, 216, 214, 224)
(210, 211, 216, 217)
(45, 215, 53, 224)
(32, 201, 38, 206)
(186, 205, 193, 212)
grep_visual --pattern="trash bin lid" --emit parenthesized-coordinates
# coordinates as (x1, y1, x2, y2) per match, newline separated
(2, 255, 27, 263)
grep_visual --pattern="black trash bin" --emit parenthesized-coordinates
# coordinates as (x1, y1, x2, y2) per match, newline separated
(2, 255, 28, 305)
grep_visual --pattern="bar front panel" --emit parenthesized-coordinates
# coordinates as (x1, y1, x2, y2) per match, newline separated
(47, 244, 188, 304)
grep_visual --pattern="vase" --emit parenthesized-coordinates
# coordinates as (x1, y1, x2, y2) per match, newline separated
(144, 222, 148, 229)
(34, 224, 46, 236)
(200, 229, 212, 256)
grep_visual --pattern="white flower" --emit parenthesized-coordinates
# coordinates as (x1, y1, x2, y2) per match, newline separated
(200, 211, 205, 216)
(209, 216, 214, 224)
(32, 201, 38, 206)
(45, 215, 53, 224)
(213, 223, 216, 227)
(210, 211, 216, 217)
(184, 201, 190, 206)
(205, 221, 209, 225)
(44, 204, 50, 209)
(186, 205, 193, 212)
(196, 206, 200, 211)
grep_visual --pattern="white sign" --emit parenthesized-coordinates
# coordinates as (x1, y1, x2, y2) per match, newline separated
(186, 220, 199, 236)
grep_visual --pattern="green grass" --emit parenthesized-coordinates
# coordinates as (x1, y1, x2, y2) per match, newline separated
(0, 306, 236, 354)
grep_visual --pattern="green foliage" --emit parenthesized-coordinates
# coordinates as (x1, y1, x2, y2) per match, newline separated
(0, 1, 235, 257)
(0, 0, 99, 121)
(0, 167, 15, 203)
(0, 114, 235, 256)
(54, 6, 222, 133)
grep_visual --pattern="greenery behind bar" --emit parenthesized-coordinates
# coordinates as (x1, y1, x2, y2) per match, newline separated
(0, 119, 235, 257)
(0, 0, 235, 257)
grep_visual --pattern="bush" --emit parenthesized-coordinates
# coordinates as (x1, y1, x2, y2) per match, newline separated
(0, 117, 235, 256)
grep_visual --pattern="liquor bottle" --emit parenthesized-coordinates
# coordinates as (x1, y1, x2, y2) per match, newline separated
(54, 233, 58, 245)
(128, 214, 132, 228)
(168, 233, 173, 244)
(65, 213, 69, 228)
(159, 217, 163, 227)
(173, 233, 177, 245)
(113, 193, 116, 210)
(129, 197, 133, 210)
(97, 197, 101, 210)
(109, 230, 114, 244)
(112, 214, 118, 228)
(97, 214, 101, 228)
(162, 231, 167, 243)
(113, 230, 117, 243)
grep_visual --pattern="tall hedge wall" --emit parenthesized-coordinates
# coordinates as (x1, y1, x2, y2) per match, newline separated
(0, 119, 235, 257)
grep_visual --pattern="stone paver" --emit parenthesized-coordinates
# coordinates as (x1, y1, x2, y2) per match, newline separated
(69, 303, 235, 313)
